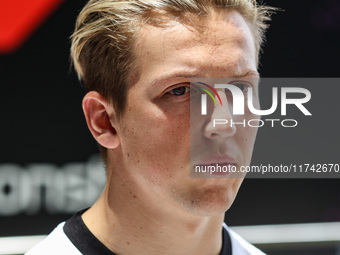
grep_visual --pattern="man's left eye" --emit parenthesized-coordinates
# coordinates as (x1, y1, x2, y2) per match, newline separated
(168, 86, 190, 96)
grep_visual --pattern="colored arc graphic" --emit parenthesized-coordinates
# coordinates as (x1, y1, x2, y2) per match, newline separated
(197, 82, 223, 106)
(199, 88, 217, 105)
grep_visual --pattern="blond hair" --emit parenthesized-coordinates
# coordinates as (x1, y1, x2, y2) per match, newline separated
(71, 0, 275, 114)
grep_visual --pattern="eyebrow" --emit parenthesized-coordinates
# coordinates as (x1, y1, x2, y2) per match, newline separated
(165, 69, 259, 79)
(233, 69, 260, 78)
(149, 68, 260, 87)
(149, 70, 200, 87)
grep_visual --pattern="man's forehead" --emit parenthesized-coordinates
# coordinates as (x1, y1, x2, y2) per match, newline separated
(136, 10, 253, 56)
(139, 9, 250, 38)
(142, 8, 246, 26)
(129, 9, 256, 85)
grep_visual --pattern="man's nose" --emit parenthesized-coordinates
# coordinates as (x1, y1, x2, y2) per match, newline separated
(203, 90, 236, 139)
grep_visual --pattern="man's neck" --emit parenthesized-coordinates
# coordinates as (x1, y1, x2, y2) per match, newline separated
(82, 181, 225, 255)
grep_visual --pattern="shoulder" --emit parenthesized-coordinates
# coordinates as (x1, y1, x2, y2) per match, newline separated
(25, 222, 81, 255)
(223, 223, 266, 255)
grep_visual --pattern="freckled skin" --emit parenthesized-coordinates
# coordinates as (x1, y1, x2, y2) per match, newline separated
(114, 10, 259, 216)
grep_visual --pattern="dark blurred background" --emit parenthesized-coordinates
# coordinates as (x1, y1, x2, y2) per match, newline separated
(0, 0, 339, 254)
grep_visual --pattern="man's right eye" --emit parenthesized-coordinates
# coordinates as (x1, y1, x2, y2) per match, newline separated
(168, 86, 190, 96)
(234, 83, 248, 93)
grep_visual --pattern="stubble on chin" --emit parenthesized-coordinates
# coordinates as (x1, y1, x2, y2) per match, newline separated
(170, 179, 243, 217)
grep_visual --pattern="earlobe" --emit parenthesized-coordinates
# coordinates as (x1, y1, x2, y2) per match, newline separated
(82, 91, 120, 149)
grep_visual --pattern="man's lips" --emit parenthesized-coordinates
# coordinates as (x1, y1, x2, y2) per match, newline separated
(197, 155, 236, 165)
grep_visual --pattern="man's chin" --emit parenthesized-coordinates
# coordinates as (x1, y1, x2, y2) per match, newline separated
(182, 183, 241, 217)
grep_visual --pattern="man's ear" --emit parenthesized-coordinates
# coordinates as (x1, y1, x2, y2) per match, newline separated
(82, 91, 120, 149)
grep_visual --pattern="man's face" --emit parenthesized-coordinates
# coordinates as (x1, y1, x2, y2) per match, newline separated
(114, 10, 259, 216)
